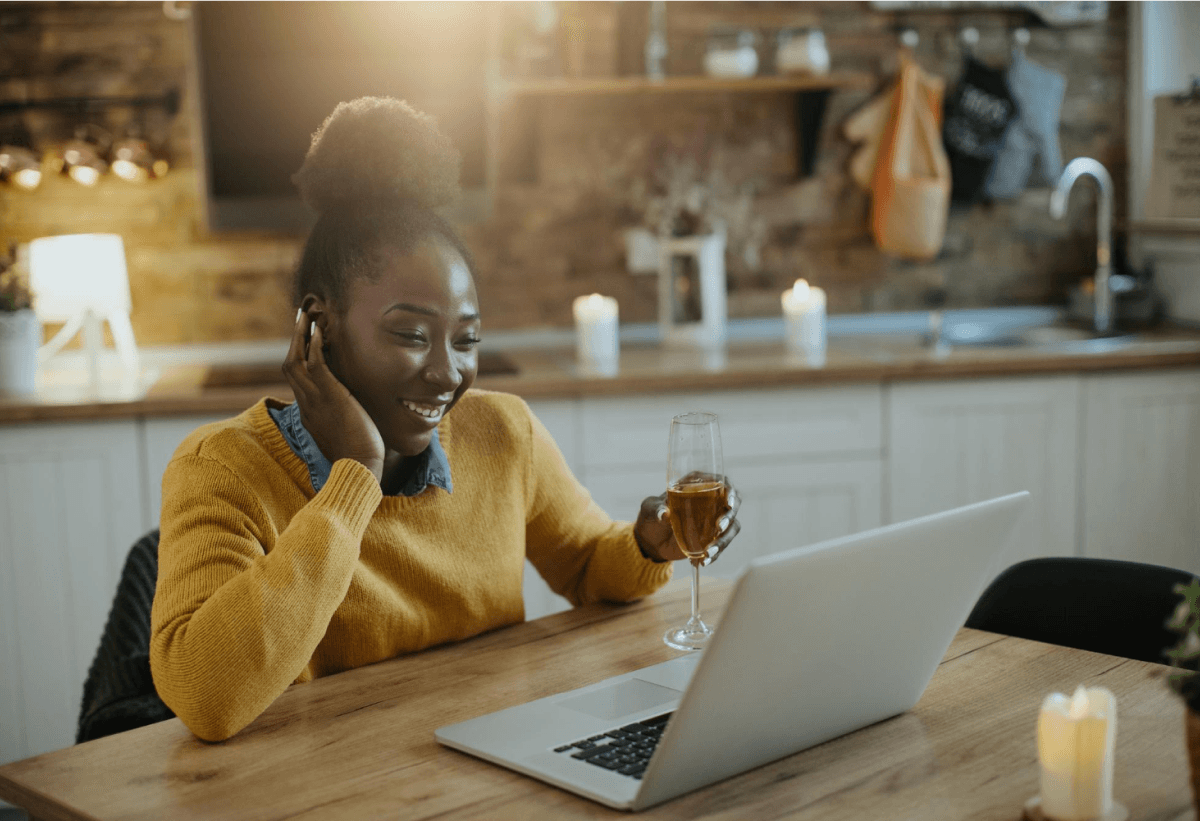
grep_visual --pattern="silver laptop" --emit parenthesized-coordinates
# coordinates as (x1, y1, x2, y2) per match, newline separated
(436, 491, 1030, 811)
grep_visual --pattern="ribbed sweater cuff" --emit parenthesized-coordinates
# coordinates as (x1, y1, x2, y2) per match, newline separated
(307, 459, 383, 536)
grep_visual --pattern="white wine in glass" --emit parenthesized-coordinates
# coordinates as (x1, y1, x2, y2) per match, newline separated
(663, 411, 725, 651)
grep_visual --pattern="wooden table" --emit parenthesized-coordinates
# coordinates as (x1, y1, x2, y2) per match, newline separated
(0, 580, 1194, 820)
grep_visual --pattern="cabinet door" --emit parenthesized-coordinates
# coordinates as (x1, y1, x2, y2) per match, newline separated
(0, 421, 146, 765)
(1082, 369, 1200, 573)
(586, 458, 883, 581)
(580, 385, 883, 471)
(887, 377, 1080, 567)
(141, 414, 233, 528)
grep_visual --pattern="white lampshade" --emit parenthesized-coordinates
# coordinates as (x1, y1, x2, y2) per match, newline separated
(29, 233, 131, 321)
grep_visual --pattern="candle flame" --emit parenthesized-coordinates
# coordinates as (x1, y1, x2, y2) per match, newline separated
(1068, 684, 1090, 719)
(791, 279, 810, 301)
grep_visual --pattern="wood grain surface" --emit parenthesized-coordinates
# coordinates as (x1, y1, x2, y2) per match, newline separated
(0, 579, 1194, 821)
(4, 330, 1200, 424)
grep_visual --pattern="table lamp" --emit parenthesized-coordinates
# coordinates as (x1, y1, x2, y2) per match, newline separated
(29, 233, 139, 385)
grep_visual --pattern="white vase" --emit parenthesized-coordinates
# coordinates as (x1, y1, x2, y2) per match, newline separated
(0, 310, 40, 394)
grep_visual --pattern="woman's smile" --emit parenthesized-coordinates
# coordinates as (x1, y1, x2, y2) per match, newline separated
(400, 397, 453, 423)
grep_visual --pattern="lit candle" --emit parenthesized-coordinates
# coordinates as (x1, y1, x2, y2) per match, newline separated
(1034, 685, 1118, 821)
(781, 279, 827, 365)
(572, 293, 619, 374)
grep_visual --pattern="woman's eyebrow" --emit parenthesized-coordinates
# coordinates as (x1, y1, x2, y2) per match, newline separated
(384, 303, 480, 322)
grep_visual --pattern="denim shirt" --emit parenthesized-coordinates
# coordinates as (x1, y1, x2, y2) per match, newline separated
(268, 401, 452, 496)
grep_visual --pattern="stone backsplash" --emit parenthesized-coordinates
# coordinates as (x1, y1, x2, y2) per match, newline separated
(0, 1, 1126, 345)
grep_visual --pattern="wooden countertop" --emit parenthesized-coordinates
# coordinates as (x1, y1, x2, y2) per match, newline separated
(3, 327, 1200, 424)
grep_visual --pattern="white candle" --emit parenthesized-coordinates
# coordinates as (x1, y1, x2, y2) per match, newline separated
(1036, 685, 1116, 821)
(781, 278, 827, 364)
(572, 293, 619, 374)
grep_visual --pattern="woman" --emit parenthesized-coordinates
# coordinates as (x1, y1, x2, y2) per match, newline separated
(150, 98, 740, 742)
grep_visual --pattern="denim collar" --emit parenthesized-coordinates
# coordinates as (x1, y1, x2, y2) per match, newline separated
(268, 401, 452, 496)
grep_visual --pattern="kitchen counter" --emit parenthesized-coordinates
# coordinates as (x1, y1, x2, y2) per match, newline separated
(3, 316, 1200, 424)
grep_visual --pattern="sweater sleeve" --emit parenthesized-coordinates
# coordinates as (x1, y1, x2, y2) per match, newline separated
(150, 453, 382, 742)
(521, 403, 672, 606)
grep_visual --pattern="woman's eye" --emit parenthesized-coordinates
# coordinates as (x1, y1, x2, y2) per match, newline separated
(392, 331, 426, 344)
(455, 337, 482, 350)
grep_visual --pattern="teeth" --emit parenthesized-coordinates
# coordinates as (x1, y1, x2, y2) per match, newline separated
(403, 400, 445, 420)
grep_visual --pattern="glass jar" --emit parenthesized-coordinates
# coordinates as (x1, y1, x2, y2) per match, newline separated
(704, 29, 759, 79)
(776, 27, 829, 76)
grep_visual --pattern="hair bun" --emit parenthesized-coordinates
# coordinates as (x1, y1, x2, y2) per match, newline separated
(293, 97, 461, 214)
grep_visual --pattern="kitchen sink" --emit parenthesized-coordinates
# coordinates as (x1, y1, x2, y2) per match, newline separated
(200, 350, 519, 390)
(941, 320, 1139, 354)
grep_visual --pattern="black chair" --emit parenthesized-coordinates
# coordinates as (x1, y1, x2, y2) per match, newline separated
(965, 556, 1195, 666)
(76, 530, 175, 743)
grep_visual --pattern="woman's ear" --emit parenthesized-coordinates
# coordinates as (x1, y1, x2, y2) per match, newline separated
(300, 293, 333, 338)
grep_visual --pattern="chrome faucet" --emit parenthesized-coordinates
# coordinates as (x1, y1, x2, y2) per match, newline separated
(1049, 157, 1114, 334)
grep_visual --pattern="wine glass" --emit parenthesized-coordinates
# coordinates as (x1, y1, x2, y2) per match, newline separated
(663, 411, 725, 651)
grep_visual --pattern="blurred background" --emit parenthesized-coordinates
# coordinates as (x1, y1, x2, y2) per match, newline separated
(0, 1, 1194, 346)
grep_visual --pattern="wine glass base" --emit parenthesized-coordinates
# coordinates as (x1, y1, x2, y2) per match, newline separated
(663, 622, 714, 652)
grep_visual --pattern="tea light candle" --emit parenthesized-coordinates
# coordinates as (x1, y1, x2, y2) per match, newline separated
(1026, 685, 1126, 821)
(572, 293, 619, 374)
(781, 279, 827, 364)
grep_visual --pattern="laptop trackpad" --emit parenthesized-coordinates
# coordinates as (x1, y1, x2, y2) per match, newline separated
(556, 679, 682, 722)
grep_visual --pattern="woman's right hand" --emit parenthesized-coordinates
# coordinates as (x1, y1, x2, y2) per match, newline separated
(281, 308, 386, 484)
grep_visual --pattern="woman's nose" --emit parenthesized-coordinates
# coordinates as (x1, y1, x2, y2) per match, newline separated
(421, 343, 463, 391)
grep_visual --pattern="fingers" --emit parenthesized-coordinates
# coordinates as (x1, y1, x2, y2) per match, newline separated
(724, 483, 741, 518)
(283, 308, 315, 396)
(702, 518, 741, 567)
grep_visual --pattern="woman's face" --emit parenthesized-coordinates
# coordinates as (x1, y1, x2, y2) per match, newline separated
(321, 239, 480, 458)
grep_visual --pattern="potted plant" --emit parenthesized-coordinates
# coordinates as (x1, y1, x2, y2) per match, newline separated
(1165, 578, 1200, 811)
(0, 242, 40, 394)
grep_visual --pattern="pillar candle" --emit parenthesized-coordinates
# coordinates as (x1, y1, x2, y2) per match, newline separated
(1037, 685, 1117, 821)
(572, 293, 619, 373)
(781, 279, 827, 364)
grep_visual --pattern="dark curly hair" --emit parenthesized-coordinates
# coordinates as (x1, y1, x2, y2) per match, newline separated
(291, 97, 475, 311)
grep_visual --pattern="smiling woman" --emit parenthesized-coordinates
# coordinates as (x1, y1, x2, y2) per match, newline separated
(149, 98, 740, 743)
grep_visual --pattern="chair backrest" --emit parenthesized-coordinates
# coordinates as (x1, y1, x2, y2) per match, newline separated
(965, 556, 1195, 666)
(77, 529, 175, 743)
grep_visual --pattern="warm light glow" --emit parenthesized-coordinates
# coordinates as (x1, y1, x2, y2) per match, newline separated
(29, 234, 132, 320)
(152, 158, 169, 177)
(573, 293, 618, 319)
(69, 165, 100, 186)
(112, 159, 146, 182)
(1067, 684, 1090, 720)
(13, 168, 41, 190)
(791, 279, 810, 302)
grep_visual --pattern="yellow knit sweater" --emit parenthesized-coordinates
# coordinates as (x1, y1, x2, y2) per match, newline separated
(150, 389, 673, 741)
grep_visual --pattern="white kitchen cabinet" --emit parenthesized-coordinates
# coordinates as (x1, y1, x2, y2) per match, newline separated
(1081, 369, 1200, 573)
(580, 385, 883, 471)
(887, 377, 1081, 572)
(581, 385, 886, 593)
(141, 414, 232, 528)
(586, 457, 883, 582)
(0, 420, 146, 766)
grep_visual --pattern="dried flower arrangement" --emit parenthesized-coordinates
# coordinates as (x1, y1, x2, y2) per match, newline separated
(0, 243, 32, 313)
(629, 135, 767, 279)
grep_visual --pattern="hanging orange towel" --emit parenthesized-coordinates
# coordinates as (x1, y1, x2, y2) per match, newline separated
(868, 56, 951, 261)
(845, 65, 944, 190)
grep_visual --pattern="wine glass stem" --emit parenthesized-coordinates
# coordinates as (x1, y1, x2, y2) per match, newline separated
(689, 561, 701, 626)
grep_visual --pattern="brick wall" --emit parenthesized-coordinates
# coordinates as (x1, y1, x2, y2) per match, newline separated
(0, 1, 1127, 344)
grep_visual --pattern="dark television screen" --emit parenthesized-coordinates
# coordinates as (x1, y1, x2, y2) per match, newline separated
(195, 1, 488, 233)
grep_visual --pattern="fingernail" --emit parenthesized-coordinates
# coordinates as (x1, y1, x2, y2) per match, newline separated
(656, 506, 668, 521)
(310, 321, 316, 337)
(296, 308, 302, 322)
(718, 515, 731, 530)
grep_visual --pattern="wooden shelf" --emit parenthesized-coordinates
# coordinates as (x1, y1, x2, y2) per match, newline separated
(499, 72, 875, 99)
(1128, 220, 1200, 238)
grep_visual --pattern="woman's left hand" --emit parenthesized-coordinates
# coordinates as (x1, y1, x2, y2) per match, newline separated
(633, 478, 741, 565)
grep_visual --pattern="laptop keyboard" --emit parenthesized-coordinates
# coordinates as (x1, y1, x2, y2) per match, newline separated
(552, 712, 673, 780)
